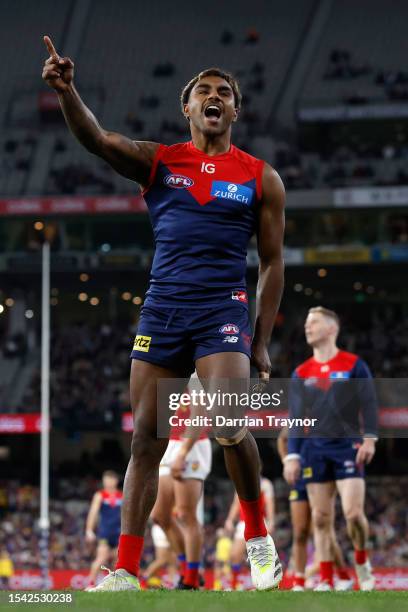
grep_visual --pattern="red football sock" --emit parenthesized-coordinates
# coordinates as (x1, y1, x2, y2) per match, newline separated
(320, 561, 334, 586)
(231, 564, 240, 590)
(239, 497, 267, 540)
(293, 574, 305, 588)
(177, 553, 187, 579)
(184, 562, 200, 588)
(337, 566, 350, 580)
(355, 549, 367, 565)
(115, 534, 144, 576)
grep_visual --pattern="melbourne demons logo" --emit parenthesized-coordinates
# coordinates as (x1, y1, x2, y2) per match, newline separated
(164, 174, 194, 189)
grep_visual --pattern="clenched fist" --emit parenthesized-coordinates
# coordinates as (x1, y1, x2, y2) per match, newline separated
(42, 35, 74, 93)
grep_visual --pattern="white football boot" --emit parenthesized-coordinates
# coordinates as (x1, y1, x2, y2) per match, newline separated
(355, 561, 375, 591)
(314, 581, 333, 591)
(246, 534, 283, 590)
(87, 566, 141, 592)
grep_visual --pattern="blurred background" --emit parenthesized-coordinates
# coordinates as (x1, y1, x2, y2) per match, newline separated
(0, 0, 407, 590)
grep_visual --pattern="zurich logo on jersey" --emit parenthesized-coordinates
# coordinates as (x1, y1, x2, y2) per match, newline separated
(211, 181, 254, 205)
(164, 174, 194, 189)
(329, 371, 351, 379)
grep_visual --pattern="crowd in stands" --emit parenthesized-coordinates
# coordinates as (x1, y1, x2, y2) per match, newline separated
(273, 136, 408, 190)
(0, 474, 406, 572)
(41, 128, 408, 195)
(323, 48, 408, 102)
(9, 302, 406, 426)
(20, 322, 134, 429)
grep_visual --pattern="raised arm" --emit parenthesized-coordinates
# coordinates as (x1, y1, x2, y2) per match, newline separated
(41, 35, 158, 187)
(252, 164, 285, 377)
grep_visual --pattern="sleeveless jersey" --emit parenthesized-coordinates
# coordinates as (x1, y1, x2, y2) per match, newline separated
(142, 141, 264, 307)
(288, 350, 377, 454)
(99, 489, 122, 532)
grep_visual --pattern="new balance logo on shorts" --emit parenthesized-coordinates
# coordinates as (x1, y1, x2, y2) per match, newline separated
(133, 335, 152, 352)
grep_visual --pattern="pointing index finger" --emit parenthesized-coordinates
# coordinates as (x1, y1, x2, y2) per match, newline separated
(43, 35, 59, 59)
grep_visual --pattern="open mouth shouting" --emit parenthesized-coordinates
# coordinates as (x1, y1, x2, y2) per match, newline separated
(203, 103, 223, 123)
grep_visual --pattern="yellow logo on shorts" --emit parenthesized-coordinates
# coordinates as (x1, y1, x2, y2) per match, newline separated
(133, 335, 151, 352)
(289, 489, 299, 501)
(303, 467, 313, 478)
(191, 461, 200, 471)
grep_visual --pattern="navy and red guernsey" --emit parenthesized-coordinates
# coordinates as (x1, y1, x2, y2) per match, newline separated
(98, 489, 122, 534)
(142, 141, 264, 307)
(287, 350, 378, 456)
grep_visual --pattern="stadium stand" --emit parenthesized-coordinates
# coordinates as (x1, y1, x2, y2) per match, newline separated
(299, 0, 408, 105)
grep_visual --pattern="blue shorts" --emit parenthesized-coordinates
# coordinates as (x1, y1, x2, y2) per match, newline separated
(98, 529, 120, 548)
(130, 302, 252, 375)
(301, 440, 364, 484)
(289, 477, 308, 502)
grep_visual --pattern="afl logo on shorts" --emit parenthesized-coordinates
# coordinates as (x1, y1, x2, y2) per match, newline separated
(164, 174, 194, 189)
(220, 323, 240, 335)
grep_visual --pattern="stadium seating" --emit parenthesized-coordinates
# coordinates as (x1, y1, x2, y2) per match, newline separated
(299, 0, 408, 105)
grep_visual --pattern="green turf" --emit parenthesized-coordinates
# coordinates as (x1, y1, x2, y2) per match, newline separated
(2, 590, 408, 612)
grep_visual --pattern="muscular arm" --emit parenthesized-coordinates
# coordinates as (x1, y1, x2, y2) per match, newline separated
(42, 35, 158, 186)
(57, 85, 158, 185)
(252, 164, 285, 375)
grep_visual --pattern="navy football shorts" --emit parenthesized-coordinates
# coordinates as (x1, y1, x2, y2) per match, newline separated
(98, 529, 120, 548)
(301, 440, 364, 483)
(289, 476, 309, 503)
(130, 302, 252, 375)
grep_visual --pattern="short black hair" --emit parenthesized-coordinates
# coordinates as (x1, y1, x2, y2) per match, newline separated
(180, 68, 242, 114)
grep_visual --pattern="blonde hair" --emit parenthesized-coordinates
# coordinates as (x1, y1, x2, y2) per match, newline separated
(308, 306, 340, 328)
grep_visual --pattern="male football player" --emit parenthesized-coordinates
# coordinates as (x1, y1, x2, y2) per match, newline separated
(284, 307, 377, 591)
(42, 35, 285, 591)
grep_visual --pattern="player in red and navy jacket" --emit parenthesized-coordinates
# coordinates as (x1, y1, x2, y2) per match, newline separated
(284, 307, 378, 591)
(43, 37, 285, 592)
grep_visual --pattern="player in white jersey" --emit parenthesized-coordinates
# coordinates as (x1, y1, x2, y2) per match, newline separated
(150, 373, 211, 589)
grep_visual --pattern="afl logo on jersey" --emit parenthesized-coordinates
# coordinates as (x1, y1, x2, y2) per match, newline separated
(164, 174, 194, 189)
(219, 323, 240, 335)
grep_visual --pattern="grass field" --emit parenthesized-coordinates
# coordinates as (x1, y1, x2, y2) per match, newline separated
(1, 590, 408, 612)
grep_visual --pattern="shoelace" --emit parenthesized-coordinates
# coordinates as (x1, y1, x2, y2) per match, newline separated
(100, 565, 120, 589)
(247, 543, 273, 567)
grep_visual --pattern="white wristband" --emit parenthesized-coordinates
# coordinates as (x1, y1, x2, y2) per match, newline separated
(283, 453, 301, 463)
